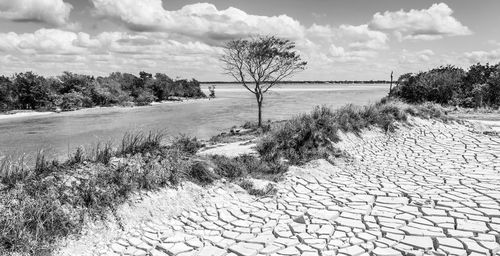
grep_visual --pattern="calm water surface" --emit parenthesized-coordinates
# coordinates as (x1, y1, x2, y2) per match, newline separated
(0, 83, 389, 159)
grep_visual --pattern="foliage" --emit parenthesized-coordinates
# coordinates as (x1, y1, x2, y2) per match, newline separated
(13, 72, 52, 110)
(119, 132, 164, 156)
(393, 63, 500, 108)
(0, 71, 206, 112)
(171, 135, 204, 155)
(0, 131, 187, 254)
(221, 36, 307, 127)
(211, 154, 287, 179)
(239, 180, 277, 197)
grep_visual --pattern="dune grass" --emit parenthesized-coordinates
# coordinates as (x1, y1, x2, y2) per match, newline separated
(0, 132, 195, 255)
(257, 99, 451, 165)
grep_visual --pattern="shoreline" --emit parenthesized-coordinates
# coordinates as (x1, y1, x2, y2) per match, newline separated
(0, 97, 214, 121)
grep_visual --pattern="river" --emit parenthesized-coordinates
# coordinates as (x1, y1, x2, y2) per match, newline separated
(0, 83, 389, 160)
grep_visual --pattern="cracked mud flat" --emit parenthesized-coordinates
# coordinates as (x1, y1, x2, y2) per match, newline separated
(96, 118, 500, 256)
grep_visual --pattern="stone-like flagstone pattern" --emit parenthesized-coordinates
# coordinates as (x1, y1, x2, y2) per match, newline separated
(102, 119, 500, 256)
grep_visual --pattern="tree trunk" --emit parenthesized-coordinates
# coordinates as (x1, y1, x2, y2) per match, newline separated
(256, 92, 263, 127)
(389, 71, 394, 97)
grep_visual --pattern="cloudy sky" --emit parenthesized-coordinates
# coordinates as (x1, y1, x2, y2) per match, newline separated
(0, 0, 499, 81)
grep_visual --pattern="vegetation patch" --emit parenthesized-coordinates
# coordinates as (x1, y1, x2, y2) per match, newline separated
(239, 179, 278, 197)
(257, 99, 452, 165)
(392, 63, 500, 108)
(0, 71, 206, 113)
(0, 132, 192, 255)
(171, 135, 204, 155)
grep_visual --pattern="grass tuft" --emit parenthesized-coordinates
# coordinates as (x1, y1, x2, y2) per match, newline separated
(239, 180, 277, 197)
(119, 131, 163, 156)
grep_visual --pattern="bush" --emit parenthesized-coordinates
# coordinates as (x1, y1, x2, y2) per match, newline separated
(0, 131, 188, 255)
(211, 154, 287, 179)
(239, 180, 277, 197)
(257, 106, 342, 164)
(0, 71, 206, 113)
(187, 161, 218, 184)
(393, 63, 500, 108)
(133, 90, 156, 106)
(171, 135, 204, 154)
(59, 91, 92, 111)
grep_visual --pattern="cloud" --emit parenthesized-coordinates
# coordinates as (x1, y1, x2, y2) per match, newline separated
(0, 29, 85, 55)
(328, 43, 377, 62)
(464, 49, 500, 64)
(90, 0, 304, 43)
(399, 49, 435, 64)
(339, 24, 388, 50)
(0, 28, 225, 78)
(0, 0, 72, 26)
(369, 3, 471, 40)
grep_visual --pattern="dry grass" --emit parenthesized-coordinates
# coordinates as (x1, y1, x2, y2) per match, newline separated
(257, 99, 452, 165)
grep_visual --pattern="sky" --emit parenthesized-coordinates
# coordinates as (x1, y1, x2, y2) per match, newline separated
(0, 0, 499, 81)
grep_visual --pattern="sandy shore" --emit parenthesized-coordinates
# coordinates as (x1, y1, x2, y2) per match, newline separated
(0, 111, 54, 120)
(0, 98, 215, 121)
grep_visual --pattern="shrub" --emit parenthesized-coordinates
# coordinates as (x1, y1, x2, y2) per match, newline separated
(0, 131, 183, 255)
(187, 160, 218, 184)
(133, 90, 156, 106)
(211, 154, 287, 179)
(0, 186, 81, 255)
(171, 135, 204, 155)
(257, 106, 341, 164)
(93, 142, 113, 165)
(239, 180, 277, 197)
(59, 91, 93, 111)
(394, 63, 500, 108)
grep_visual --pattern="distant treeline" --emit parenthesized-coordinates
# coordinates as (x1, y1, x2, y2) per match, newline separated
(200, 80, 392, 84)
(0, 71, 206, 112)
(392, 62, 500, 108)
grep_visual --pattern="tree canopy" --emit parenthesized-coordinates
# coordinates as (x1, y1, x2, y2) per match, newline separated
(221, 36, 307, 126)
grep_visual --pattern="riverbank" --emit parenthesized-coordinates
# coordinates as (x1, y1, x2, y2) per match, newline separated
(0, 97, 213, 121)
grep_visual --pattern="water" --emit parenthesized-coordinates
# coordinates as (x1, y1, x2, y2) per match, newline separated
(0, 83, 389, 159)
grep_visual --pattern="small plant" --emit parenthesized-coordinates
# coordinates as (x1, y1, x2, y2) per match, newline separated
(71, 146, 86, 164)
(93, 142, 114, 165)
(239, 180, 277, 197)
(187, 160, 218, 184)
(211, 154, 287, 180)
(0, 155, 30, 188)
(119, 131, 163, 156)
(171, 135, 204, 155)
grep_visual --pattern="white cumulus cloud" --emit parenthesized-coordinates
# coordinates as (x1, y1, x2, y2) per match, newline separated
(464, 49, 500, 64)
(369, 3, 471, 40)
(90, 0, 304, 43)
(0, 29, 85, 55)
(0, 0, 72, 26)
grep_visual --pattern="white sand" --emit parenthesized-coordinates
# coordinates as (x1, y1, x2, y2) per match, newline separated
(197, 140, 258, 157)
(0, 98, 215, 121)
(0, 111, 54, 120)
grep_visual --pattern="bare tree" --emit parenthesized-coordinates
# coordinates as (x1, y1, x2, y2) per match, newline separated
(221, 36, 307, 127)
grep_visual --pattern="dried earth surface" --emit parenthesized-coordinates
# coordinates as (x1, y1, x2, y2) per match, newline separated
(72, 118, 500, 256)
